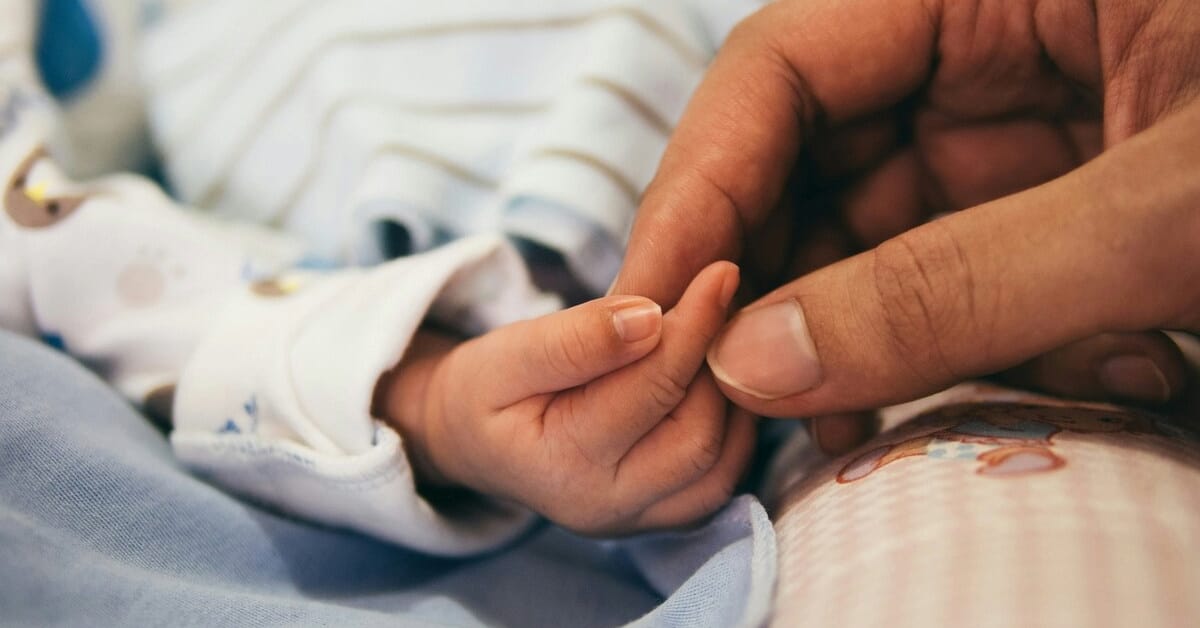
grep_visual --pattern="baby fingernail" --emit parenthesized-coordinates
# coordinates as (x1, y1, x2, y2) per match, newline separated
(719, 264, 740, 308)
(708, 299, 821, 400)
(613, 301, 662, 343)
(1098, 355, 1172, 402)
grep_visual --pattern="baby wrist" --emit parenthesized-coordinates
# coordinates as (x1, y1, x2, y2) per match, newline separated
(373, 330, 460, 489)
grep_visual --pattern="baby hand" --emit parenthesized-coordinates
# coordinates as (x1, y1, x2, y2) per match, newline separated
(377, 262, 755, 535)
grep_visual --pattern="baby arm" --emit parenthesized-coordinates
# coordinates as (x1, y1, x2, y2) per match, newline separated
(2, 2, 558, 555)
(375, 262, 758, 534)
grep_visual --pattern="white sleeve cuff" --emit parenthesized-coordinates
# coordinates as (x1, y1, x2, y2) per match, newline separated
(171, 235, 559, 555)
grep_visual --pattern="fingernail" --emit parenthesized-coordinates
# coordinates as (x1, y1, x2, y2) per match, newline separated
(1098, 355, 1172, 402)
(719, 264, 740, 308)
(613, 301, 662, 343)
(708, 299, 821, 399)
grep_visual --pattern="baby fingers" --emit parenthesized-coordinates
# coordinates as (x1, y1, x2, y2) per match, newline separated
(612, 369, 729, 503)
(630, 408, 757, 531)
(463, 294, 666, 410)
(545, 261, 739, 467)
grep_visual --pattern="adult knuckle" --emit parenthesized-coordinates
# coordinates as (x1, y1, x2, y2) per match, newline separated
(870, 223, 983, 381)
(1109, 5, 1200, 113)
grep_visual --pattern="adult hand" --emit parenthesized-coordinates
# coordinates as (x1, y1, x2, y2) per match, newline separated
(611, 0, 1200, 443)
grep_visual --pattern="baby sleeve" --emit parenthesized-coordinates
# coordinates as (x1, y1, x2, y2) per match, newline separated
(1, 135, 553, 553)
(0, 14, 555, 553)
(170, 236, 556, 555)
(2, 135, 553, 554)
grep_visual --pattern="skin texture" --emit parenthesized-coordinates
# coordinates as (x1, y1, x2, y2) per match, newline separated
(375, 262, 757, 535)
(610, 0, 1200, 445)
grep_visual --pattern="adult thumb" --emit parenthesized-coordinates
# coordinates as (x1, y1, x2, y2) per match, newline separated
(705, 102, 1200, 418)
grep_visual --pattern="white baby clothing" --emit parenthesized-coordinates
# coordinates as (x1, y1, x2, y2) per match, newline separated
(3, 10, 558, 553)
(1, 118, 557, 555)
(65, 0, 763, 294)
(1, 0, 764, 555)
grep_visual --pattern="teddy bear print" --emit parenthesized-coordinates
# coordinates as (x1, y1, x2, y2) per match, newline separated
(837, 403, 1162, 483)
(4, 147, 85, 228)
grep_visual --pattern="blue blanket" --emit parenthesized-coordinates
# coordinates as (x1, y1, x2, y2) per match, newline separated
(0, 331, 776, 627)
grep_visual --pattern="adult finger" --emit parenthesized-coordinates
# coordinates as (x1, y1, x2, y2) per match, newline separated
(811, 113, 901, 180)
(706, 100, 1200, 418)
(1000, 331, 1187, 404)
(840, 150, 929, 248)
(611, 0, 939, 306)
(808, 412, 879, 455)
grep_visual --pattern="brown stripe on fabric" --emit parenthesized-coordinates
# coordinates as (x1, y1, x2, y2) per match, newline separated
(591, 5, 706, 69)
(257, 141, 497, 227)
(164, 5, 705, 155)
(363, 143, 498, 189)
(529, 147, 640, 205)
(262, 96, 544, 223)
(579, 75, 673, 136)
(203, 140, 499, 224)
